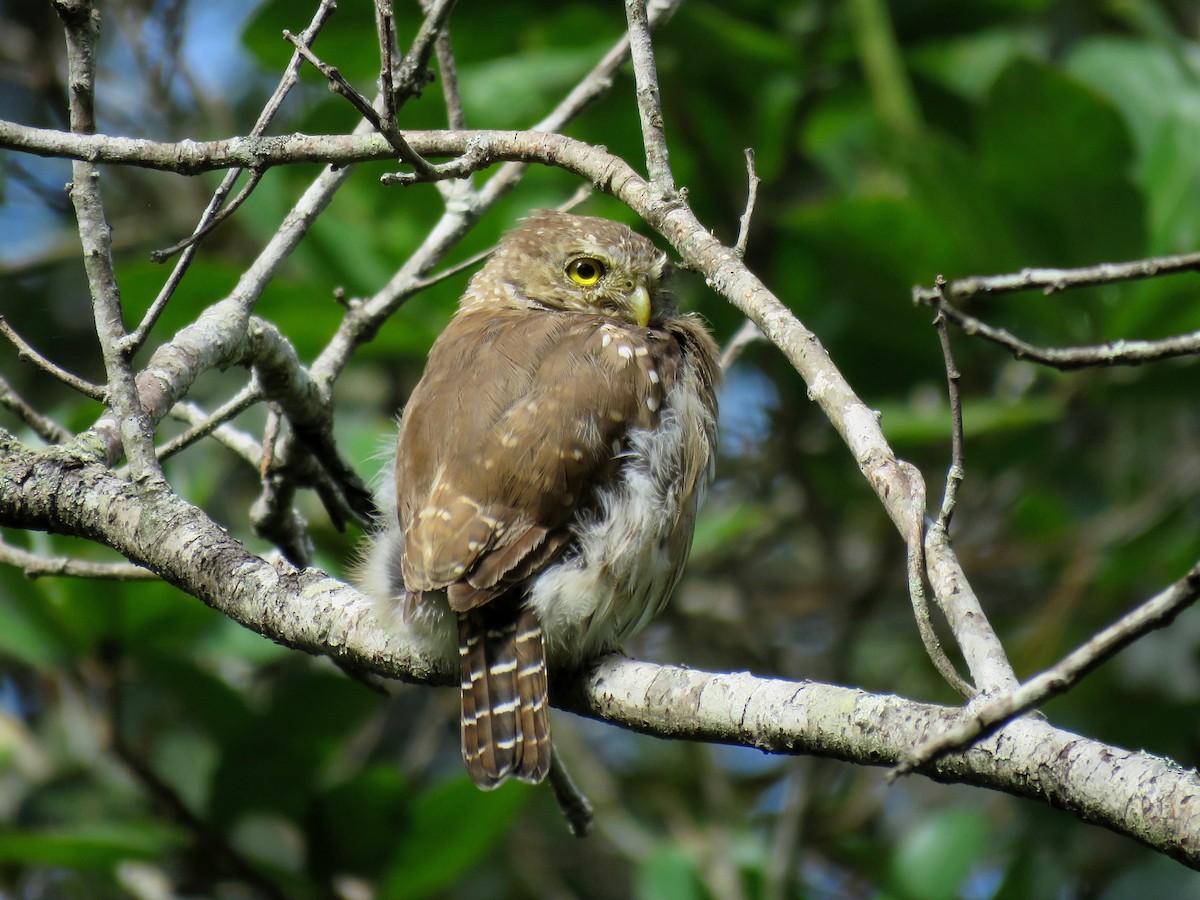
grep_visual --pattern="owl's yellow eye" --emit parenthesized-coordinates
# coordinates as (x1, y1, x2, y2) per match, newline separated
(566, 257, 605, 286)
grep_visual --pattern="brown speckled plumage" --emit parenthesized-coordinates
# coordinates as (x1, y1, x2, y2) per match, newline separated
(358, 211, 720, 789)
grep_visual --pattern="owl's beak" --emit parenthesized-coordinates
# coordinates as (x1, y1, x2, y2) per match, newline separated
(627, 284, 651, 327)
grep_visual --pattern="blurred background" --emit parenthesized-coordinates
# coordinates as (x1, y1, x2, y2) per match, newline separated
(2, 0, 1200, 896)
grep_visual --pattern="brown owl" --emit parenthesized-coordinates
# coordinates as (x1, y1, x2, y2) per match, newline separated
(357, 210, 720, 789)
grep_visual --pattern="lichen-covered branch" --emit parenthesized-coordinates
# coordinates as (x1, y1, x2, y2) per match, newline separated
(0, 121, 1021, 693)
(0, 431, 1194, 867)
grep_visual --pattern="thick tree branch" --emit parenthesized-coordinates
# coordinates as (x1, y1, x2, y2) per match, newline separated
(0, 433, 1195, 867)
(569, 657, 1200, 868)
(897, 560, 1200, 775)
(0, 121, 1019, 692)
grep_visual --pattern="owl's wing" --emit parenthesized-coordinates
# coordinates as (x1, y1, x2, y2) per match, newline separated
(396, 306, 679, 612)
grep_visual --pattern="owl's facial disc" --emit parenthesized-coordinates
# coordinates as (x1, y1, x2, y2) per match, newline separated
(561, 252, 653, 326)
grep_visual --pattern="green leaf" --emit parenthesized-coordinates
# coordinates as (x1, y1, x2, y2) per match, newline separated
(0, 822, 184, 868)
(690, 503, 768, 559)
(379, 777, 529, 899)
(459, 47, 610, 127)
(980, 59, 1145, 265)
(635, 847, 706, 900)
(0, 573, 70, 670)
(208, 666, 375, 824)
(1067, 37, 1200, 253)
(890, 808, 991, 900)
(307, 765, 410, 880)
(878, 396, 1062, 446)
(911, 27, 1048, 100)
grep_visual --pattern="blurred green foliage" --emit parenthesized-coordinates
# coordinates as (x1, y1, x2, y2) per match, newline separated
(1, 0, 1199, 896)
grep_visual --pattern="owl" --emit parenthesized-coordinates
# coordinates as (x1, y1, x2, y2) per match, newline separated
(357, 210, 720, 789)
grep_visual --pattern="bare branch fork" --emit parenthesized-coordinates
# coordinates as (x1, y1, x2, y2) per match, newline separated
(134, 0, 338, 360)
(0, 139, 1019, 690)
(896, 251, 1200, 775)
(914, 257, 1200, 369)
(718, 149, 766, 372)
(898, 560, 1200, 775)
(0, 114, 1033, 704)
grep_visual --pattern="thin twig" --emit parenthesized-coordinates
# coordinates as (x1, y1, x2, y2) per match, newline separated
(624, 0, 677, 195)
(907, 519, 974, 698)
(434, 16, 467, 130)
(156, 384, 263, 462)
(129, 0, 338, 352)
(0, 316, 107, 402)
(923, 521, 1020, 693)
(410, 185, 594, 292)
(379, 140, 486, 186)
(932, 288, 964, 530)
(927, 297, 1200, 370)
(719, 150, 766, 370)
(168, 400, 263, 469)
(0, 536, 156, 581)
(148, 168, 265, 263)
(896, 560, 1200, 776)
(914, 250, 1200, 304)
(375, 0, 398, 130)
(395, 0, 457, 104)
(734, 148, 759, 259)
(718, 319, 765, 372)
(548, 745, 594, 837)
(284, 29, 437, 178)
(57, 0, 162, 482)
(0, 374, 72, 443)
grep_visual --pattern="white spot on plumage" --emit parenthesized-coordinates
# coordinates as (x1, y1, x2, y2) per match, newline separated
(617, 345, 634, 360)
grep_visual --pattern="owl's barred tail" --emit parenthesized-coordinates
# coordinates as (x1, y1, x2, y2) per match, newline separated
(458, 606, 552, 789)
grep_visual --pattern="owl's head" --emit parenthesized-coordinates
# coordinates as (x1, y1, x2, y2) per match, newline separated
(464, 210, 675, 326)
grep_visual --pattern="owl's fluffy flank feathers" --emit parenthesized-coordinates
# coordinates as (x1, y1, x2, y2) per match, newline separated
(357, 211, 719, 789)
